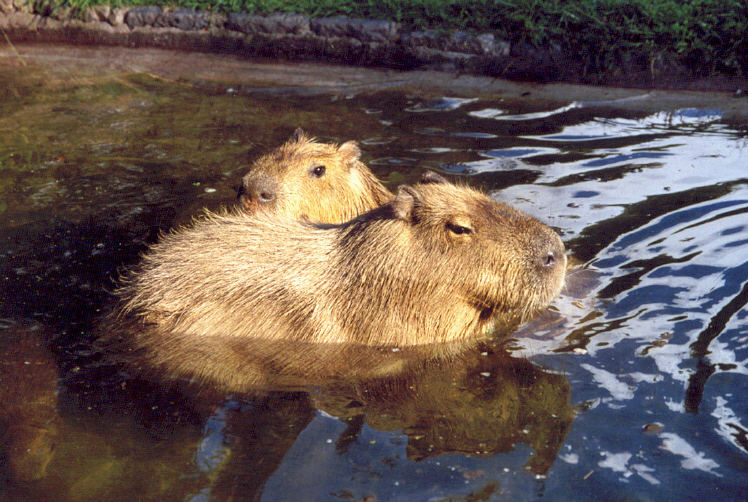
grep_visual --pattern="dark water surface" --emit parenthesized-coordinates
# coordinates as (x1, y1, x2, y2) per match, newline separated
(0, 59, 746, 501)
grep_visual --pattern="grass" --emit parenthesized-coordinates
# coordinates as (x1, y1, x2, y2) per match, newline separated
(24, 0, 748, 78)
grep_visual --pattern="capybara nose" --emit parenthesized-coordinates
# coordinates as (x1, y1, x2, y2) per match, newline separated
(538, 233, 566, 270)
(235, 184, 246, 200)
(257, 190, 275, 203)
(241, 174, 278, 206)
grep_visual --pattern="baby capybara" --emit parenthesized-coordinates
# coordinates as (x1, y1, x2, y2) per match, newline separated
(116, 176, 566, 388)
(237, 129, 392, 223)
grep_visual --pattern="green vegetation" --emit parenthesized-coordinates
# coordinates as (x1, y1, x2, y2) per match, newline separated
(29, 0, 748, 77)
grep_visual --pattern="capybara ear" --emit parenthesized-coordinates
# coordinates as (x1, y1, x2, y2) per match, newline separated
(338, 141, 362, 164)
(392, 185, 422, 221)
(420, 171, 448, 185)
(290, 128, 307, 142)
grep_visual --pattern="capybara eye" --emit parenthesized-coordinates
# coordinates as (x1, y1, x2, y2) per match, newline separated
(311, 165, 326, 177)
(446, 222, 473, 235)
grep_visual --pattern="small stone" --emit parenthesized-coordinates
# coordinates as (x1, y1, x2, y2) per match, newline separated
(311, 17, 350, 38)
(38, 15, 61, 29)
(93, 5, 110, 21)
(3, 11, 34, 28)
(262, 13, 311, 35)
(208, 12, 227, 30)
(226, 12, 310, 35)
(157, 9, 208, 31)
(310, 17, 397, 42)
(349, 18, 399, 43)
(15, 0, 32, 14)
(108, 8, 126, 27)
(446, 31, 481, 54)
(83, 7, 98, 24)
(124, 6, 162, 29)
(50, 6, 70, 21)
(0, 0, 15, 15)
(225, 13, 250, 33)
(400, 31, 443, 51)
(642, 422, 664, 434)
(477, 33, 510, 56)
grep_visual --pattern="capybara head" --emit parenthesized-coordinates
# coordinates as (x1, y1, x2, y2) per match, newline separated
(339, 175, 567, 338)
(237, 129, 392, 223)
(119, 176, 565, 358)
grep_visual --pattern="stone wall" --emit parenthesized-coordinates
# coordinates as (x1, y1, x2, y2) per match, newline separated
(1, 3, 744, 90)
(0, 4, 584, 82)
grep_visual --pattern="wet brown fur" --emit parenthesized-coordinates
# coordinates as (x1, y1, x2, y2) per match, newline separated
(238, 129, 392, 223)
(116, 180, 566, 388)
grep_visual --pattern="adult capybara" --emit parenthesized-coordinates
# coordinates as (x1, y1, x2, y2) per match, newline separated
(237, 129, 392, 223)
(116, 176, 566, 388)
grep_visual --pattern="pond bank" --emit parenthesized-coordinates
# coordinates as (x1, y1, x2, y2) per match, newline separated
(1, 4, 747, 94)
(2, 43, 748, 124)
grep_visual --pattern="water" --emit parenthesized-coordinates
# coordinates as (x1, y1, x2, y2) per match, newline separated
(1, 55, 746, 501)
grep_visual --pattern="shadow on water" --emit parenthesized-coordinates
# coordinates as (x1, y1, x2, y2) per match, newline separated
(1, 56, 747, 501)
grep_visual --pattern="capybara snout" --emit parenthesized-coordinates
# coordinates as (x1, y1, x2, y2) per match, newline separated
(237, 128, 391, 223)
(237, 171, 278, 209)
(539, 232, 565, 269)
(529, 225, 567, 299)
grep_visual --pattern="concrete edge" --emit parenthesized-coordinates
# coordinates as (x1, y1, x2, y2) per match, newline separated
(1, 4, 747, 93)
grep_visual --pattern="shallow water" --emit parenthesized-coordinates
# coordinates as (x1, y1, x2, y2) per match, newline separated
(0, 57, 746, 501)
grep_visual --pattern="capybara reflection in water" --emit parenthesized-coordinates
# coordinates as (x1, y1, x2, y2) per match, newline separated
(0, 323, 60, 482)
(116, 176, 566, 388)
(237, 129, 392, 223)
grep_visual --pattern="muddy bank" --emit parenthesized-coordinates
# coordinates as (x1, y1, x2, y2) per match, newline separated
(1, 4, 747, 93)
(2, 44, 748, 124)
